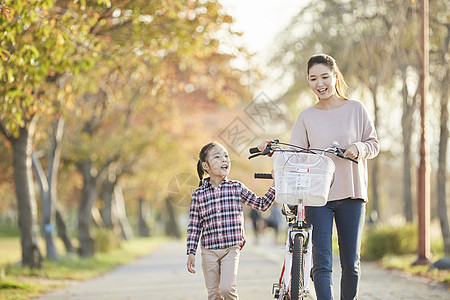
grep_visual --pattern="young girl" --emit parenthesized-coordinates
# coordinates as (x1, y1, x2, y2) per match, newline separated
(186, 142, 275, 300)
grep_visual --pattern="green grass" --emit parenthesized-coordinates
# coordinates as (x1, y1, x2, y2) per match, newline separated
(0, 279, 43, 300)
(0, 280, 36, 290)
(0, 281, 45, 300)
(382, 254, 450, 288)
(0, 225, 20, 238)
(0, 236, 169, 300)
(0, 225, 22, 266)
(0, 238, 22, 266)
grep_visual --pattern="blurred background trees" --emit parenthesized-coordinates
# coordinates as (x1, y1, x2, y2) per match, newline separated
(0, 0, 448, 267)
(1, 0, 254, 265)
(267, 0, 449, 255)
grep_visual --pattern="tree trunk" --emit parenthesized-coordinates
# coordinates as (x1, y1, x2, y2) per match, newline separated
(113, 185, 134, 240)
(437, 62, 449, 255)
(31, 152, 59, 259)
(91, 206, 105, 228)
(165, 197, 180, 238)
(76, 156, 118, 256)
(11, 120, 43, 268)
(369, 85, 380, 223)
(401, 67, 416, 223)
(47, 117, 65, 250)
(138, 198, 151, 237)
(437, 97, 449, 255)
(100, 175, 115, 228)
(370, 159, 380, 223)
(52, 81, 74, 253)
(31, 117, 69, 258)
(77, 160, 97, 257)
(99, 169, 128, 241)
(55, 208, 74, 253)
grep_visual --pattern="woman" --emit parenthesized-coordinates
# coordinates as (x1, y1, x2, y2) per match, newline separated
(261, 53, 379, 299)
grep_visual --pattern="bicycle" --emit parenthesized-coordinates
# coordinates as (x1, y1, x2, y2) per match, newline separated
(248, 139, 357, 300)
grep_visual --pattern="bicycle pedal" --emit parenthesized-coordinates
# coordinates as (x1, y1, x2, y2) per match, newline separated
(272, 283, 280, 298)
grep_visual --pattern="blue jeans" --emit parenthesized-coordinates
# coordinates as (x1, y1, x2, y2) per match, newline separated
(305, 199, 366, 300)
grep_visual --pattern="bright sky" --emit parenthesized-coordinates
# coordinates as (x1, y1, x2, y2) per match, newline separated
(219, 0, 309, 97)
(219, 0, 308, 56)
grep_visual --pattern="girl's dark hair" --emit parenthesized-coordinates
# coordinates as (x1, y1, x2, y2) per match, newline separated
(307, 54, 349, 100)
(197, 142, 223, 186)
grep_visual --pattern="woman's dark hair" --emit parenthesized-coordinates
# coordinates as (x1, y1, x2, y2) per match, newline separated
(197, 142, 222, 186)
(307, 54, 349, 100)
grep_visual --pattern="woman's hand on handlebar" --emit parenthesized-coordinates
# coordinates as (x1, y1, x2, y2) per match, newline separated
(344, 144, 359, 160)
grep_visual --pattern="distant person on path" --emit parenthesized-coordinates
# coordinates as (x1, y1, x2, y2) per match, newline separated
(263, 204, 283, 243)
(250, 208, 262, 243)
(259, 53, 379, 300)
(186, 142, 276, 300)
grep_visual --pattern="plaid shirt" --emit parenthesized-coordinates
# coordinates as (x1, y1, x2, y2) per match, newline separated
(186, 178, 275, 255)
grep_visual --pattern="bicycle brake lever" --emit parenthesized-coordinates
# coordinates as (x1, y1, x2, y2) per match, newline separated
(248, 153, 263, 159)
(248, 145, 272, 159)
(336, 148, 346, 158)
(336, 148, 358, 164)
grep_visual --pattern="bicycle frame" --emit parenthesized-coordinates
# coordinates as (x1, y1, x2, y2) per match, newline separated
(273, 201, 313, 299)
(250, 140, 356, 300)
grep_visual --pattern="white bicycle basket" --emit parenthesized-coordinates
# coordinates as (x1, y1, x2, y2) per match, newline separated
(273, 151, 336, 206)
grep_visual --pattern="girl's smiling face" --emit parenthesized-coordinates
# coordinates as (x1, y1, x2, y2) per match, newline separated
(308, 63, 337, 100)
(202, 145, 231, 185)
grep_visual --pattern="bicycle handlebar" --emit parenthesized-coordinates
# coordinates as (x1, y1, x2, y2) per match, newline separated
(335, 147, 358, 164)
(248, 139, 279, 159)
(255, 173, 273, 179)
(249, 147, 260, 154)
(248, 140, 358, 164)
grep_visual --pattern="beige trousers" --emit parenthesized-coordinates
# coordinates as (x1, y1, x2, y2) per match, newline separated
(201, 245, 241, 300)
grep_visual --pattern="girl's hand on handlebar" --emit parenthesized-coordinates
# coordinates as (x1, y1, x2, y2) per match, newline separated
(344, 144, 359, 160)
(257, 139, 273, 152)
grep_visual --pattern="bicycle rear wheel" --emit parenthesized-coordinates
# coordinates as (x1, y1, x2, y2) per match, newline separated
(290, 234, 305, 300)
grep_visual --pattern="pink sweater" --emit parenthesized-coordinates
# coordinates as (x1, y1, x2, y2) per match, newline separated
(289, 100, 380, 202)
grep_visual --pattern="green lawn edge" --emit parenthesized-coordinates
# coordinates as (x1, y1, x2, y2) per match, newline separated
(0, 236, 170, 300)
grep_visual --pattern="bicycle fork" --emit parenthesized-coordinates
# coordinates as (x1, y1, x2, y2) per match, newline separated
(273, 225, 313, 299)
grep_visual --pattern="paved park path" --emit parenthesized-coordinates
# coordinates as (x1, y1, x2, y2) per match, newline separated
(34, 237, 449, 300)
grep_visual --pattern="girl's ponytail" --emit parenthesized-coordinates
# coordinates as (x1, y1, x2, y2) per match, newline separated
(197, 159, 204, 187)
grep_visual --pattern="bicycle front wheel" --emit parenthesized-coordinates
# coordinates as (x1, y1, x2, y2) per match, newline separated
(290, 234, 305, 300)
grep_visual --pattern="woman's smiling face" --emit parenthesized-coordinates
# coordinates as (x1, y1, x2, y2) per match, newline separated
(308, 63, 337, 100)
